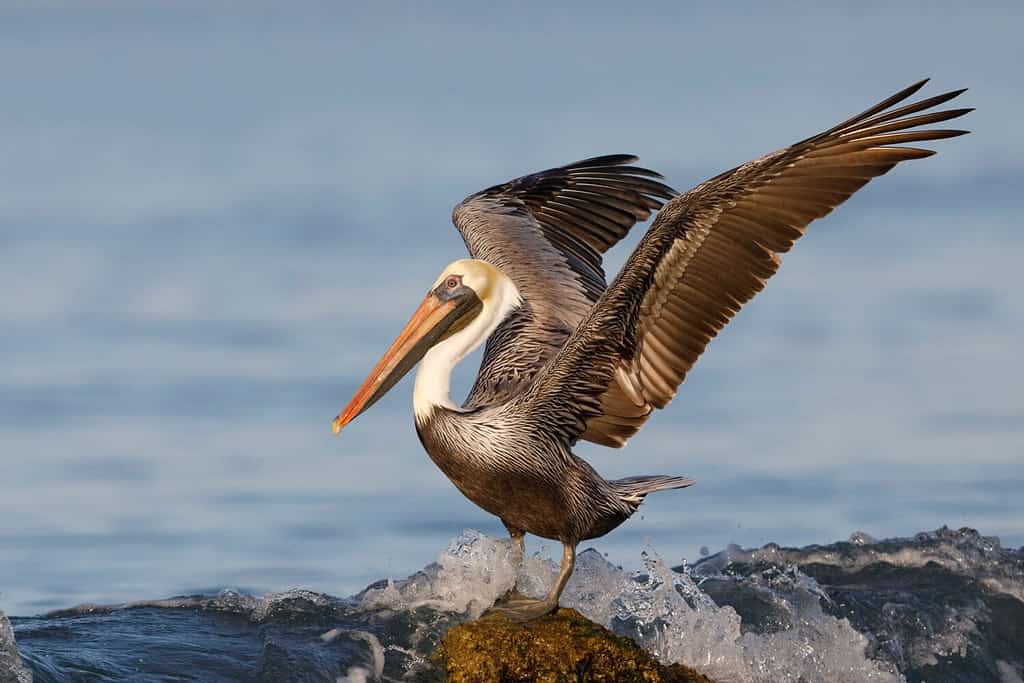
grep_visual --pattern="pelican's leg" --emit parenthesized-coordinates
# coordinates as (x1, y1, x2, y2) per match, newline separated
(512, 529, 526, 559)
(486, 543, 576, 623)
(496, 523, 529, 603)
(505, 524, 526, 565)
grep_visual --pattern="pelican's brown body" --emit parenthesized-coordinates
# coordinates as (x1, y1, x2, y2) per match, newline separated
(416, 405, 672, 542)
(332, 80, 970, 620)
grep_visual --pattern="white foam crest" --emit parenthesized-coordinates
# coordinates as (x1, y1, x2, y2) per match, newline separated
(998, 660, 1024, 683)
(327, 631, 385, 682)
(730, 564, 902, 682)
(563, 550, 900, 683)
(720, 527, 1024, 604)
(358, 529, 520, 618)
(248, 588, 337, 622)
(338, 667, 371, 683)
(356, 530, 901, 682)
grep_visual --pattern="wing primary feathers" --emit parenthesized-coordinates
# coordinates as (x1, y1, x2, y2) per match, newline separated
(513, 80, 971, 449)
(810, 78, 931, 141)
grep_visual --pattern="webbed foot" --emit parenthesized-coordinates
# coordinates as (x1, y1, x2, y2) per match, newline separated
(484, 541, 576, 623)
(484, 596, 558, 623)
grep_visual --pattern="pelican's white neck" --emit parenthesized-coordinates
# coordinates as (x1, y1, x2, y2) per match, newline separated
(413, 273, 520, 421)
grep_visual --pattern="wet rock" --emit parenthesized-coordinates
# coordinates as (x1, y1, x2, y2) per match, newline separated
(0, 609, 32, 683)
(434, 608, 714, 682)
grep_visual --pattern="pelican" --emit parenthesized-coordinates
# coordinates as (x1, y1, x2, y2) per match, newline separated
(332, 80, 970, 620)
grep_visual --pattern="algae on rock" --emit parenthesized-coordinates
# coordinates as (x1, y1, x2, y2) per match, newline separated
(434, 608, 713, 683)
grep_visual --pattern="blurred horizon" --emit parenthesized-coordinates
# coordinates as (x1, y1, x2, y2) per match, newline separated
(1, 2, 1021, 617)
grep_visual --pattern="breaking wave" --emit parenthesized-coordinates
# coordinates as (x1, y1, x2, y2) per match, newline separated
(6, 526, 1023, 682)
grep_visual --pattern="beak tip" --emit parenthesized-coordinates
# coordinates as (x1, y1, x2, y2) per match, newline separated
(331, 291, 446, 440)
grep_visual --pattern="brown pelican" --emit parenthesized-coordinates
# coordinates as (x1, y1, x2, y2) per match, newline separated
(332, 80, 969, 620)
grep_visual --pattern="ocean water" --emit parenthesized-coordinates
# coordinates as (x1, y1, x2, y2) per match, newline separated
(4, 527, 1023, 681)
(3, 169, 1021, 619)
(1, 4, 1022, 677)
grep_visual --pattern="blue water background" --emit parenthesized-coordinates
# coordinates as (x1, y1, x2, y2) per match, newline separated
(1, 2, 1021, 616)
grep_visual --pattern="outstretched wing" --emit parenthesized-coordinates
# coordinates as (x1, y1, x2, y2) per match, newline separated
(453, 155, 676, 407)
(514, 80, 971, 447)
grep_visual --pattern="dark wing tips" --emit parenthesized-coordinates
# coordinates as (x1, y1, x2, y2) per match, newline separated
(457, 154, 678, 212)
(559, 154, 673, 182)
(807, 80, 970, 147)
(816, 78, 930, 139)
(565, 153, 641, 168)
(452, 153, 679, 307)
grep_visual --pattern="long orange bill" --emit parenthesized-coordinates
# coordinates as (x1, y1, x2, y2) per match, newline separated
(332, 293, 459, 435)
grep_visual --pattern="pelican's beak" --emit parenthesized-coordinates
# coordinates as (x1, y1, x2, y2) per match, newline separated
(332, 289, 480, 434)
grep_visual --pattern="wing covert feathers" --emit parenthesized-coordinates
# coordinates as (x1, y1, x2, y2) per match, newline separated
(453, 155, 676, 407)
(515, 80, 970, 448)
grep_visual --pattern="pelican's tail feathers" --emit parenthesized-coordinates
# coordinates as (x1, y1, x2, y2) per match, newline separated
(610, 474, 695, 506)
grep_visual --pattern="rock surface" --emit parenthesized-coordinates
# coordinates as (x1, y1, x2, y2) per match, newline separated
(434, 608, 714, 683)
(0, 609, 32, 683)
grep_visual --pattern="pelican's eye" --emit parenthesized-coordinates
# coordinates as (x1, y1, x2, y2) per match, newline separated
(444, 276, 461, 290)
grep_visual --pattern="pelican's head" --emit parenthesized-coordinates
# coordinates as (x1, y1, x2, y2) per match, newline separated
(332, 259, 515, 434)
